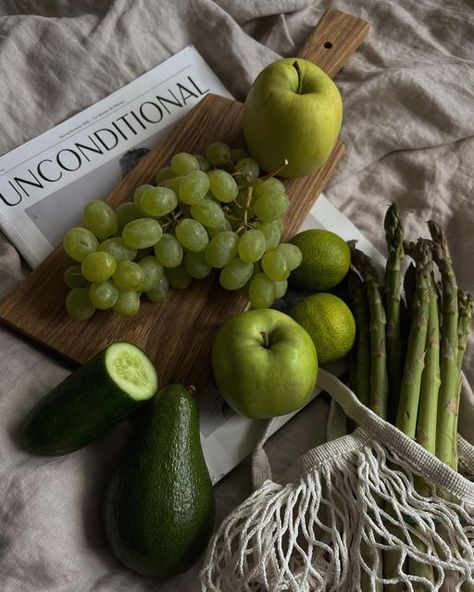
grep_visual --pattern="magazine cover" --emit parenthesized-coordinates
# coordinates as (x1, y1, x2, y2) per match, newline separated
(0, 46, 232, 267)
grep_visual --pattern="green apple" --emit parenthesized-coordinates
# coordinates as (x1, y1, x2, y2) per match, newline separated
(212, 309, 318, 419)
(243, 58, 342, 178)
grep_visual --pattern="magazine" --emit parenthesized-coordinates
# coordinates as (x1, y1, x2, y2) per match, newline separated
(0, 46, 232, 268)
(0, 45, 384, 484)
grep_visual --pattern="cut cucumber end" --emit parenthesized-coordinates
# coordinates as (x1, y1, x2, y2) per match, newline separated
(106, 342, 158, 401)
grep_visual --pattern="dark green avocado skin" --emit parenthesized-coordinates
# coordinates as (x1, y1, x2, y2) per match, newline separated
(104, 384, 215, 578)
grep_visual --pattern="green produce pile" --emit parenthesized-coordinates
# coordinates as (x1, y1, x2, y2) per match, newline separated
(348, 203, 474, 588)
(62, 143, 303, 320)
(22, 344, 215, 578)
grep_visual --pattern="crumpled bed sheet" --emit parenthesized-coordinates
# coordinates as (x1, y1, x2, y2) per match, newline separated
(0, 1, 473, 590)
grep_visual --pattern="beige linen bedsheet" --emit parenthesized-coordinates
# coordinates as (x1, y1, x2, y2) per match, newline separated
(0, 1, 473, 590)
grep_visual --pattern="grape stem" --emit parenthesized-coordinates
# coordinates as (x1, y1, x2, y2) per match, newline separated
(242, 185, 253, 229)
(161, 208, 185, 232)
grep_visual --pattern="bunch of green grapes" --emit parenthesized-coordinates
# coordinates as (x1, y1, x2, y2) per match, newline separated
(62, 142, 302, 320)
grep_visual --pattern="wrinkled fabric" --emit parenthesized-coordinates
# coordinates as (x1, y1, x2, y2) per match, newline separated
(0, 0, 473, 590)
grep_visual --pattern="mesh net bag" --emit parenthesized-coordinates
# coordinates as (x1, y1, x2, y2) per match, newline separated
(200, 369, 474, 592)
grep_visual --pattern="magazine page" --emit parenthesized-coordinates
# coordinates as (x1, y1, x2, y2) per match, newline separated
(200, 193, 385, 483)
(0, 46, 232, 268)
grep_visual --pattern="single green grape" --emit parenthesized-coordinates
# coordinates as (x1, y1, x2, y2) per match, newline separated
(248, 273, 275, 309)
(97, 237, 137, 262)
(208, 170, 238, 203)
(256, 221, 282, 251)
(238, 229, 266, 263)
(147, 275, 169, 303)
(64, 264, 88, 289)
(219, 258, 253, 290)
(81, 251, 116, 283)
(115, 202, 141, 232)
(82, 200, 118, 239)
(66, 287, 96, 320)
(133, 184, 154, 206)
(193, 154, 211, 172)
(205, 230, 239, 268)
(190, 198, 225, 228)
(274, 218, 284, 232)
(122, 218, 162, 249)
(139, 186, 178, 217)
(112, 260, 145, 291)
(262, 249, 290, 281)
(253, 192, 289, 222)
(175, 218, 209, 252)
(273, 279, 288, 299)
(207, 218, 232, 238)
(155, 166, 175, 183)
(184, 251, 212, 279)
(154, 233, 183, 268)
(230, 148, 249, 165)
(89, 280, 119, 310)
(206, 142, 231, 167)
(159, 176, 183, 194)
(166, 264, 192, 289)
(253, 177, 285, 199)
(63, 227, 98, 262)
(171, 152, 199, 176)
(112, 290, 141, 317)
(139, 255, 164, 291)
(234, 158, 260, 183)
(179, 170, 210, 205)
(277, 243, 303, 271)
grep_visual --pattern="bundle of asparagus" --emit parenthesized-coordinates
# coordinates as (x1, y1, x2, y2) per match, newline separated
(348, 203, 474, 590)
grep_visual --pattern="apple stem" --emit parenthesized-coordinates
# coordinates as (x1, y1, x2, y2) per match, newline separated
(293, 60, 303, 94)
(260, 331, 270, 348)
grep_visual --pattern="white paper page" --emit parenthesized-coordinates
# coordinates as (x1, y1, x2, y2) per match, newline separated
(0, 46, 232, 267)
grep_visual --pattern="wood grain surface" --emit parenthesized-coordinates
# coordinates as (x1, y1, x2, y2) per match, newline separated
(0, 9, 369, 390)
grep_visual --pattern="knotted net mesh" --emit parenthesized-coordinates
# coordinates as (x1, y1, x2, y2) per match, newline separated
(200, 432, 474, 592)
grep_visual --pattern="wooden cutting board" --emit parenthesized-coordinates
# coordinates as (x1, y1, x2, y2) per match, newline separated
(0, 10, 369, 389)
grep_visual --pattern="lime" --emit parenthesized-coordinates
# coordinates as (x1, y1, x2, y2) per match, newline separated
(290, 293, 355, 364)
(290, 229, 350, 291)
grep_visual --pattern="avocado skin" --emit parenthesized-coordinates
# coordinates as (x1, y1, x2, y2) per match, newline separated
(104, 384, 215, 578)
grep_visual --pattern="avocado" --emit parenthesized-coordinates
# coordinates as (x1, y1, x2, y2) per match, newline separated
(104, 384, 215, 577)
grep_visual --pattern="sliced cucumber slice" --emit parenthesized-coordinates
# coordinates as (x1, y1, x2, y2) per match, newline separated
(105, 342, 158, 401)
(23, 342, 158, 456)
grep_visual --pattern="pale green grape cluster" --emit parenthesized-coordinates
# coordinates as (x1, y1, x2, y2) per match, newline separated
(62, 142, 301, 319)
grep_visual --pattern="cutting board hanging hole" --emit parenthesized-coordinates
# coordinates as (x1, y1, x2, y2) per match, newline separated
(324, 41, 333, 49)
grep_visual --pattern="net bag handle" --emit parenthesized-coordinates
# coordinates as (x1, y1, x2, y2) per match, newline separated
(252, 369, 474, 503)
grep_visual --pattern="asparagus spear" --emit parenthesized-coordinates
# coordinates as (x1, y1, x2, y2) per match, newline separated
(349, 243, 389, 420)
(429, 221, 459, 469)
(396, 240, 432, 439)
(416, 273, 441, 455)
(347, 269, 371, 407)
(384, 204, 405, 423)
(349, 244, 387, 592)
(457, 290, 474, 375)
(410, 264, 440, 589)
(403, 261, 416, 324)
(453, 290, 474, 469)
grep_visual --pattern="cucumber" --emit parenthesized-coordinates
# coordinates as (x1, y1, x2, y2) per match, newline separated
(23, 342, 158, 456)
